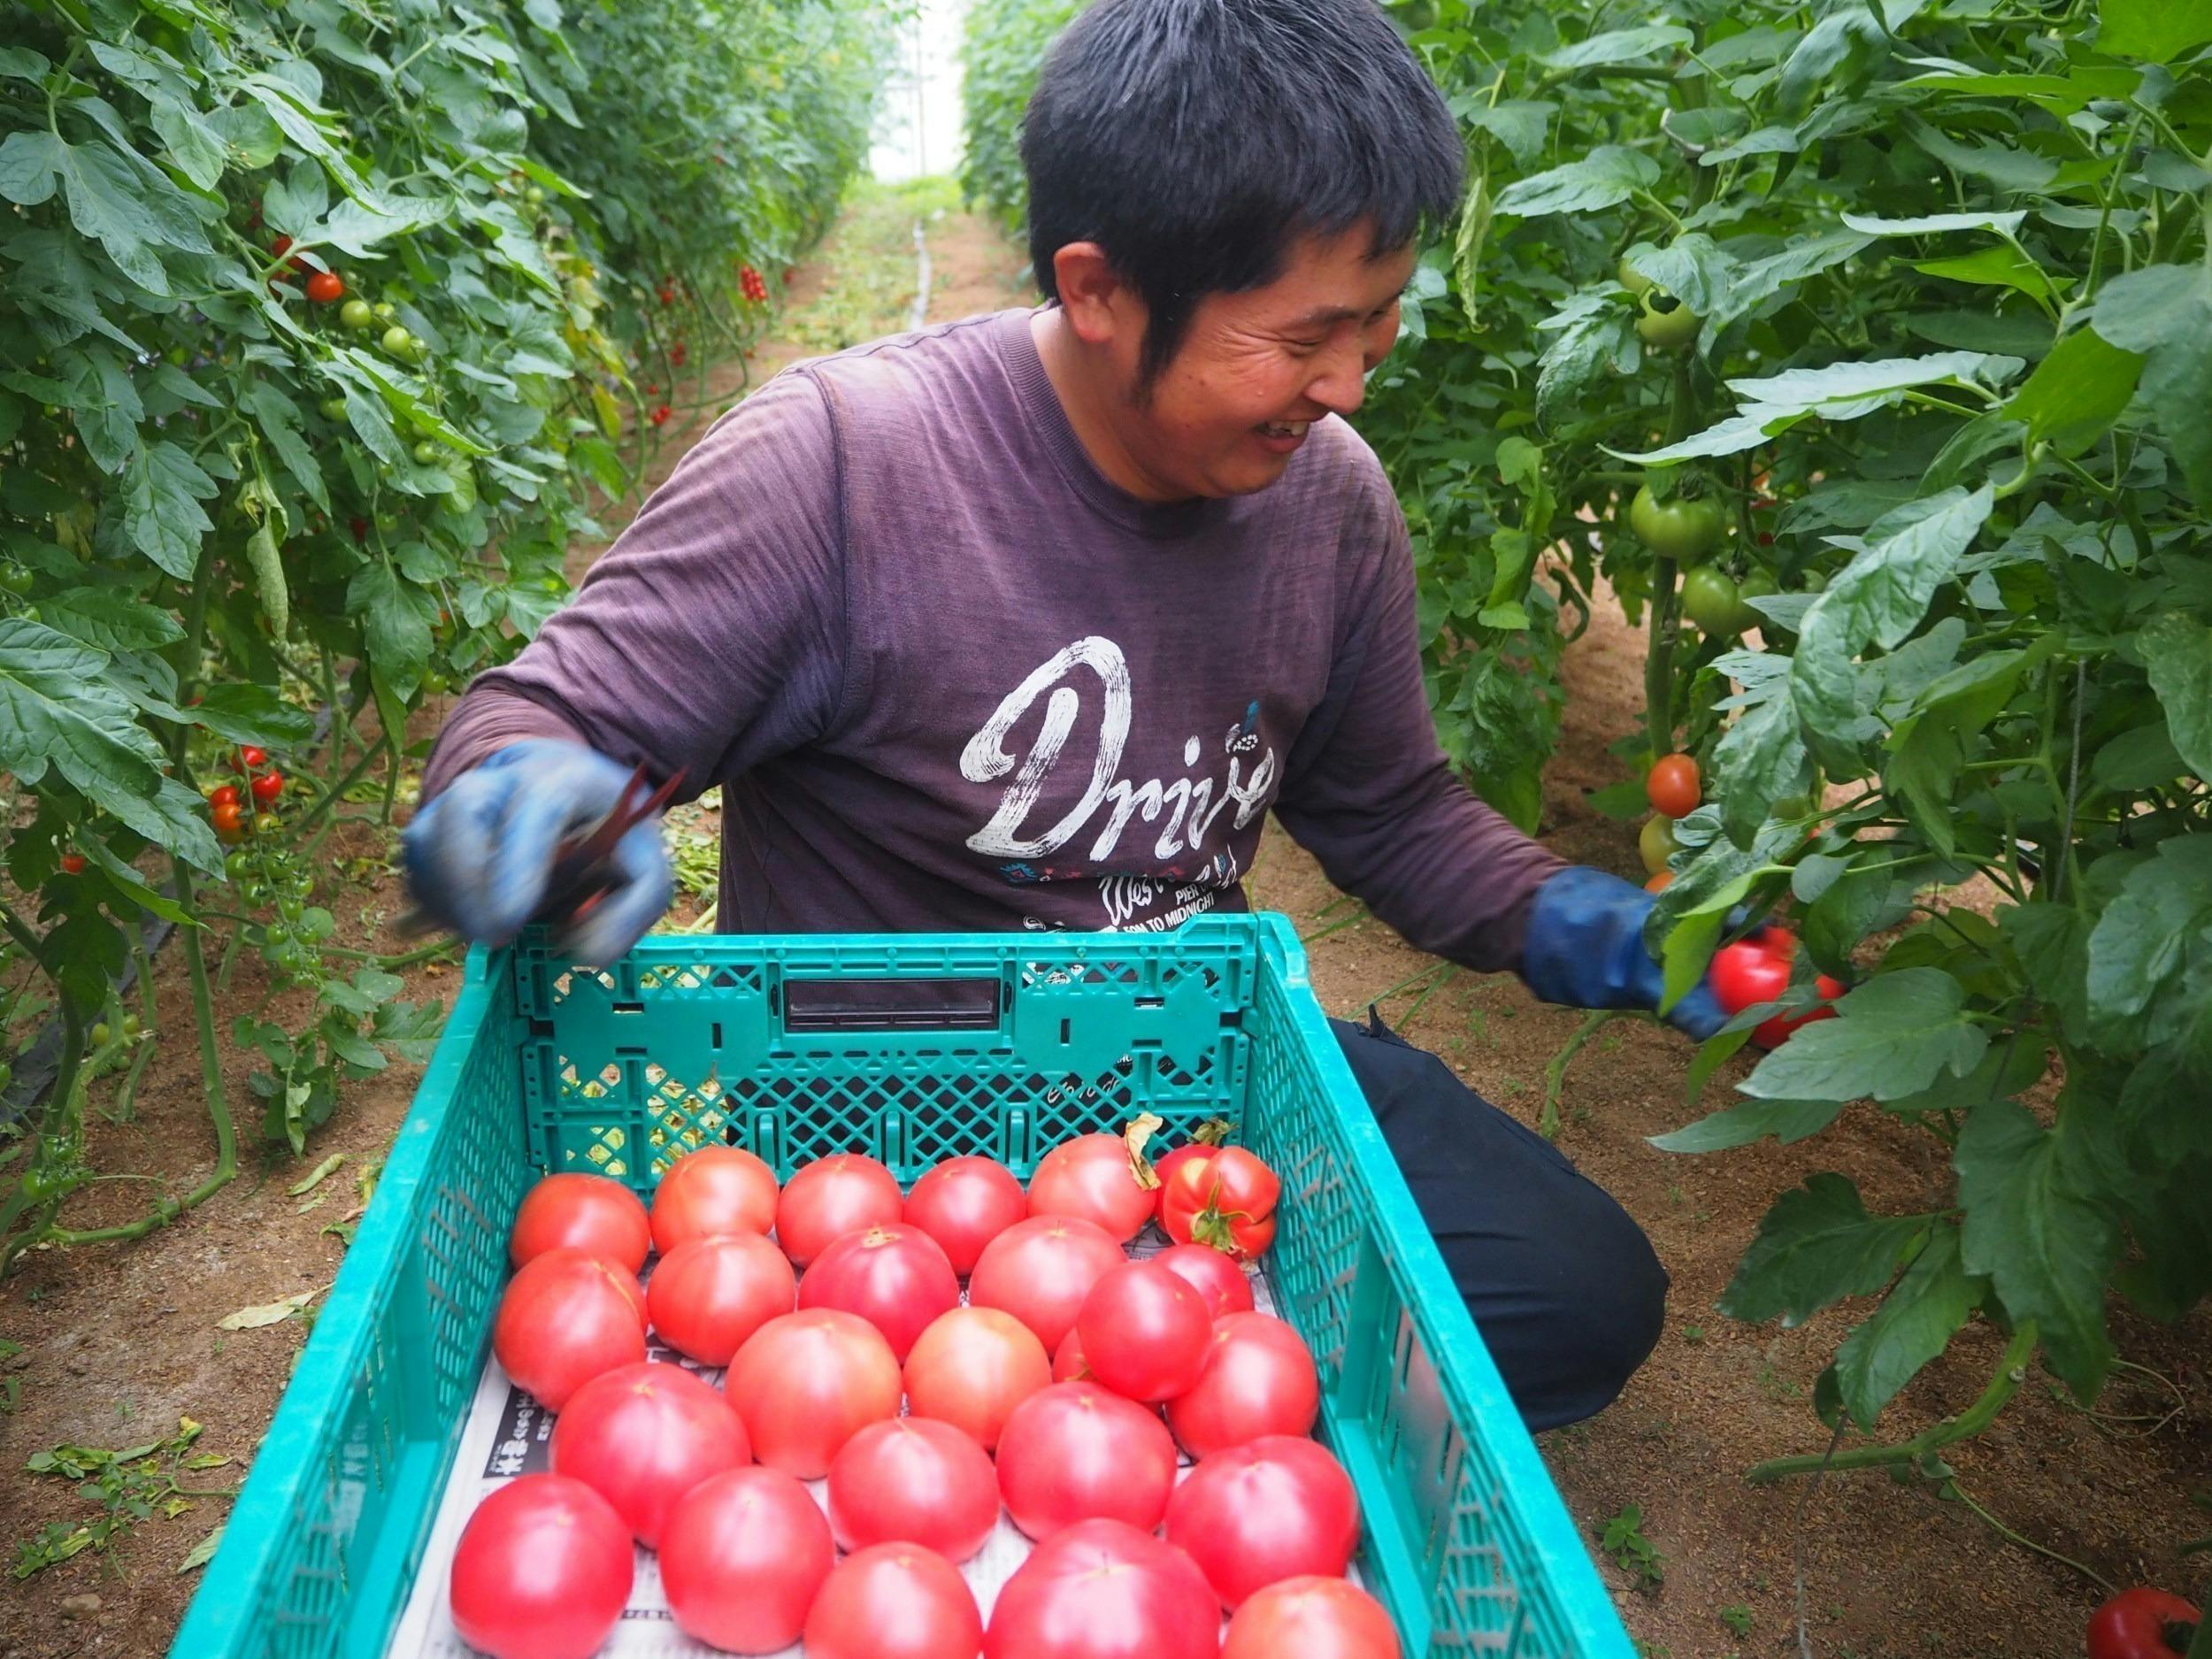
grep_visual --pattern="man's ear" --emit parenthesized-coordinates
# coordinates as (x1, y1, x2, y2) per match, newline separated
(1049, 241, 1139, 348)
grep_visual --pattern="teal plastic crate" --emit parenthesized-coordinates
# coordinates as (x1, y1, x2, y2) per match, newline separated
(173, 914, 1634, 1658)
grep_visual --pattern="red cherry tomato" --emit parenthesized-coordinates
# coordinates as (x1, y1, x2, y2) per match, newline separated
(250, 769, 284, 804)
(1160, 1146, 1280, 1257)
(549, 1361, 749, 1547)
(1027, 1133, 1154, 1243)
(804, 1542, 984, 1659)
(208, 783, 241, 810)
(212, 801, 245, 841)
(1708, 939, 1791, 1018)
(1075, 1259, 1212, 1401)
(1052, 1327, 1091, 1382)
(659, 1466, 834, 1655)
(449, 1476, 632, 1659)
(58, 853, 85, 874)
(995, 1380, 1179, 1540)
(1752, 973, 1847, 1049)
(1164, 1434, 1359, 1609)
(644, 1232, 795, 1364)
(775, 1152, 902, 1266)
(306, 270, 344, 303)
(1154, 1240, 1257, 1319)
(2086, 1587, 2200, 1659)
(492, 1250, 647, 1409)
(968, 1215, 1125, 1352)
(797, 1224, 960, 1361)
(826, 1415, 1001, 1563)
(983, 1518, 1220, 1659)
(903, 1305, 1052, 1450)
(236, 745, 266, 769)
(509, 1172, 649, 1272)
(902, 1154, 1026, 1274)
(650, 1143, 779, 1250)
(722, 1308, 901, 1478)
(1222, 1576, 1402, 1659)
(1166, 1310, 1321, 1458)
(1646, 753, 1700, 819)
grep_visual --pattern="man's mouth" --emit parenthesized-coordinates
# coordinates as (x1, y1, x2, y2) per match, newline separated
(1256, 420, 1310, 440)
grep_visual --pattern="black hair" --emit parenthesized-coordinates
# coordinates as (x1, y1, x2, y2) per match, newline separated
(1021, 0, 1463, 393)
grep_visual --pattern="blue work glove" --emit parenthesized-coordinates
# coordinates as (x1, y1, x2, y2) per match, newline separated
(1520, 865, 1726, 1040)
(401, 739, 673, 966)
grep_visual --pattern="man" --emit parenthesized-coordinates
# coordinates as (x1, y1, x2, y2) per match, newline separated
(406, 0, 1724, 1432)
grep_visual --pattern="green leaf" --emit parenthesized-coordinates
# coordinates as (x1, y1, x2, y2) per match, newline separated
(178, 1525, 223, 1575)
(37, 591, 183, 654)
(1720, 1173, 1927, 1325)
(1955, 1100, 2118, 1400)
(1726, 353, 2012, 416)
(1492, 146, 1658, 217)
(348, 563, 434, 700)
(1832, 1222, 1981, 1428)
(0, 130, 64, 205)
(1902, 114, 2057, 193)
(149, 94, 227, 192)
(1650, 1096, 1842, 1153)
(2001, 327, 2143, 457)
(1452, 169, 1491, 330)
(1914, 246, 2055, 304)
(1460, 101, 1553, 166)
(77, 833, 194, 925)
(2091, 720, 2187, 793)
(2085, 835, 2212, 1025)
(2139, 615, 2212, 780)
(1540, 26, 1691, 68)
(190, 686, 315, 748)
(1885, 636, 2061, 857)
(122, 442, 216, 580)
(1843, 210, 2027, 237)
(1740, 968, 1990, 1102)
(2098, 0, 2212, 61)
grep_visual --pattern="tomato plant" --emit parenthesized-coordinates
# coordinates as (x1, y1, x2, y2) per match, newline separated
(509, 1172, 650, 1272)
(549, 1361, 749, 1546)
(826, 1416, 1002, 1563)
(803, 1543, 985, 1659)
(797, 1224, 961, 1361)
(660, 1466, 836, 1655)
(995, 1380, 1180, 1540)
(902, 1304, 1052, 1450)
(491, 1250, 648, 1409)
(775, 1152, 903, 1266)
(644, 1232, 796, 1365)
(982, 1518, 1221, 1659)
(722, 1307, 902, 1479)
(449, 1476, 633, 1659)
(1164, 1435, 1360, 1609)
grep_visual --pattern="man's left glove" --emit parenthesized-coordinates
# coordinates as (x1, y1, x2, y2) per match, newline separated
(1520, 865, 1726, 1040)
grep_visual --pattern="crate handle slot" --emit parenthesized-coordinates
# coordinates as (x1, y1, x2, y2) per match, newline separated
(780, 975, 1002, 1034)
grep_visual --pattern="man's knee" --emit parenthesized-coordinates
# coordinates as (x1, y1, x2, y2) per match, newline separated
(1532, 1191, 1668, 1428)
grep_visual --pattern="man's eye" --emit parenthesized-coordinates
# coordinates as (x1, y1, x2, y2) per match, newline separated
(1286, 336, 1328, 354)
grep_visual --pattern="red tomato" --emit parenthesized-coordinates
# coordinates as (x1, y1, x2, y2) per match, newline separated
(2086, 1587, 2200, 1659)
(1148, 1141, 1216, 1220)
(797, 1224, 960, 1361)
(509, 1172, 649, 1272)
(1709, 939, 1790, 1018)
(1154, 1240, 1257, 1319)
(306, 269, 344, 303)
(1165, 1435, 1358, 1609)
(826, 1416, 1001, 1563)
(492, 1250, 647, 1409)
(1646, 754, 1700, 819)
(449, 1476, 632, 1659)
(645, 1232, 795, 1364)
(208, 783, 241, 810)
(660, 1466, 834, 1655)
(1028, 1133, 1153, 1242)
(250, 769, 284, 804)
(549, 1361, 749, 1547)
(237, 744, 267, 769)
(1160, 1146, 1279, 1257)
(983, 1518, 1219, 1659)
(1051, 1327, 1091, 1382)
(775, 1152, 902, 1266)
(1752, 973, 1847, 1049)
(805, 1542, 983, 1659)
(968, 1215, 1125, 1352)
(650, 1144, 778, 1250)
(1222, 1576, 1401, 1659)
(903, 1306, 1051, 1450)
(995, 1380, 1179, 1540)
(1075, 1259, 1212, 1401)
(723, 1308, 901, 1478)
(58, 853, 85, 874)
(1167, 1310, 1321, 1458)
(902, 1154, 1026, 1273)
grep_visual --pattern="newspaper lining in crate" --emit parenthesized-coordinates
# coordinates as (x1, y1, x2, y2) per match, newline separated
(388, 1228, 1279, 1658)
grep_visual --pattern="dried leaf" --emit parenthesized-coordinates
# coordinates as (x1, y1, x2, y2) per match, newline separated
(217, 1287, 321, 1330)
(288, 1152, 344, 1196)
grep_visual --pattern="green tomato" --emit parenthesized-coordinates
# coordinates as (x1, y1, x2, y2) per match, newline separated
(424, 671, 452, 695)
(1636, 289, 1701, 349)
(121, 1013, 142, 1038)
(525, 185, 546, 205)
(1639, 814, 1680, 877)
(0, 565, 34, 595)
(1734, 571, 1778, 633)
(241, 880, 270, 907)
(1681, 566, 1743, 635)
(373, 301, 397, 322)
(411, 440, 439, 465)
(1630, 487, 1725, 560)
(381, 325, 417, 360)
(225, 850, 255, 881)
(90, 1021, 111, 1048)
(339, 298, 375, 332)
(279, 895, 304, 925)
(319, 396, 348, 421)
(1617, 255, 1654, 296)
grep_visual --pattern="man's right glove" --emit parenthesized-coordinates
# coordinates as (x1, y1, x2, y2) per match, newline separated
(400, 739, 674, 965)
(1519, 864, 1727, 1040)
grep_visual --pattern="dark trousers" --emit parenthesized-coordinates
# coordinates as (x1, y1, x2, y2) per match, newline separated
(1329, 1010, 1667, 1432)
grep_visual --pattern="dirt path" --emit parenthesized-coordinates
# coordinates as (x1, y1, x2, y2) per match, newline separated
(4, 192, 2200, 1659)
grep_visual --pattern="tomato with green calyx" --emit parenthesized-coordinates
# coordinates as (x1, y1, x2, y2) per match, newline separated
(0, 565, 33, 595)
(1681, 566, 1742, 635)
(1646, 754, 1700, 820)
(1734, 571, 1778, 633)
(1638, 814, 1679, 877)
(1630, 488, 1724, 560)
(411, 440, 439, 465)
(2085, 1587, 2199, 1659)
(339, 299, 374, 331)
(1636, 288, 1701, 349)
(224, 850, 254, 881)
(381, 325, 417, 360)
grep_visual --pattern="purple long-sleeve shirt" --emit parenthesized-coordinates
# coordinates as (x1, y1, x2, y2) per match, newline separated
(422, 305, 1565, 964)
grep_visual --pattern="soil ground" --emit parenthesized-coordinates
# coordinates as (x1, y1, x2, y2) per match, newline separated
(0, 184, 2202, 1659)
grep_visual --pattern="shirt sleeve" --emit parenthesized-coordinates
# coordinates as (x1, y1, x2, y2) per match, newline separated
(420, 366, 847, 803)
(1270, 444, 1568, 973)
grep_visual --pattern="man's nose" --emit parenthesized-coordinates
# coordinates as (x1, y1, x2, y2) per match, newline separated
(1306, 335, 1368, 418)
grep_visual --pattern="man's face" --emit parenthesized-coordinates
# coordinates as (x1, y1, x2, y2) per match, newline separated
(1110, 226, 1417, 500)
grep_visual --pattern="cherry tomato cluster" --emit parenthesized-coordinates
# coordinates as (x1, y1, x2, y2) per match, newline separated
(207, 746, 283, 844)
(457, 1133, 1396, 1659)
(739, 263, 769, 303)
(1710, 926, 1845, 1050)
(649, 403, 672, 427)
